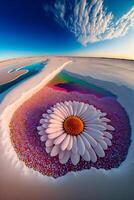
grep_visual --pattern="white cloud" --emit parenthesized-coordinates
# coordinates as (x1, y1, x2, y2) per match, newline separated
(43, 0, 134, 45)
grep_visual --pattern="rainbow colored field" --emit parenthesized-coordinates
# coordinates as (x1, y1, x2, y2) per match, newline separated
(9, 70, 131, 178)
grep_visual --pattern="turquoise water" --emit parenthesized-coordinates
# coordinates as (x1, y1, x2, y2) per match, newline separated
(0, 61, 48, 94)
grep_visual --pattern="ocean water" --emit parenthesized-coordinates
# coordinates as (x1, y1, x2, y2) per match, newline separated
(0, 61, 48, 94)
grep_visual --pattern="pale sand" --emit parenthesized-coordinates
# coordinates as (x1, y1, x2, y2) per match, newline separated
(0, 56, 48, 85)
(0, 57, 134, 200)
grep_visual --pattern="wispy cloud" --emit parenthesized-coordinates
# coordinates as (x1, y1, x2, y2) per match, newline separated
(43, 0, 134, 45)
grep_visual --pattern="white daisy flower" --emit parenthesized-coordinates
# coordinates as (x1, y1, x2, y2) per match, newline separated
(37, 101, 115, 165)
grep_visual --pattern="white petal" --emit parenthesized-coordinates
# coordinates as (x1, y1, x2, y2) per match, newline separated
(49, 118, 62, 125)
(54, 133, 67, 145)
(64, 101, 70, 106)
(60, 151, 70, 164)
(89, 105, 96, 110)
(40, 135, 47, 142)
(42, 123, 48, 128)
(72, 101, 79, 116)
(83, 132, 97, 147)
(103, 131, 113, 139)
(82, 150, 91, 161)
(94, 143, 105, 157)
(71, 153, 80, 165)
(97, 109, 102, 115)
(82, 113, 96, 121)
(58, 103, 69, 116)
(58, 106, 69, 117)
(65, 101, 73, 115)
(37, 126, 44, 131)
(68, 105, 74, 115)
(46, 146, 52, 153)
(77, 102, 85, 115)
(101, 112, 107, 117)
(88, 147, 97, 163)
(49, 114, 64, 122)
(45, 139, 53, 147)
(86, 128, 104, 140)
(77, 135, 85, 156)
(61, 135, 70, 151)
(50, 145, 60, 157)
(52, 109, 65, 119)
(67, 136, 73, 150)
(39, 118, 46, 124)
(48, 131, 64, 139)
(106, 125, 115, 131)
(97, 139, 108, 150)
(86, 124, 106, 131)
(43, 118, 49, 123)
(86, 127, 104, 136)
(72, 136, 78, 154)
(88, 119, 101, 124)
(104, 137, 112, 146)
(80, 108, 90, 119)
(46, 127, 63, 134)
(82, 108, 99, 121)
(38, 130, 45, 135)
(85, 132, 103, 144)
(60, 103, 70, 116)
(59, 151, 65, 160)
(55, 102, 61, 107)
(42, 113, 48, 118)
(101, 117, 111, 122)
(53, 106, 67, 118)
(47, 109, 52, 114)
(80, 104, 94, 118)
(81, 134, 91, 149)
(47, 123, 62, 129)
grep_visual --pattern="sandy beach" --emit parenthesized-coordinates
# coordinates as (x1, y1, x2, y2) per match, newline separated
(0, 56, 134, 200)
(0, 56, 49, 85)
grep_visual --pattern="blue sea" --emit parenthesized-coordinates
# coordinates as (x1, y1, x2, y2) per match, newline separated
(0, 60, 48, 94)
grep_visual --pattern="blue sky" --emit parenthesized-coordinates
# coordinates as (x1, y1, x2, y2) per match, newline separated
(0, 0, 134, 60)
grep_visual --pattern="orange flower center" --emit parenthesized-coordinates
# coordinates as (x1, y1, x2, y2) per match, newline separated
(63, 116, 84, 136)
